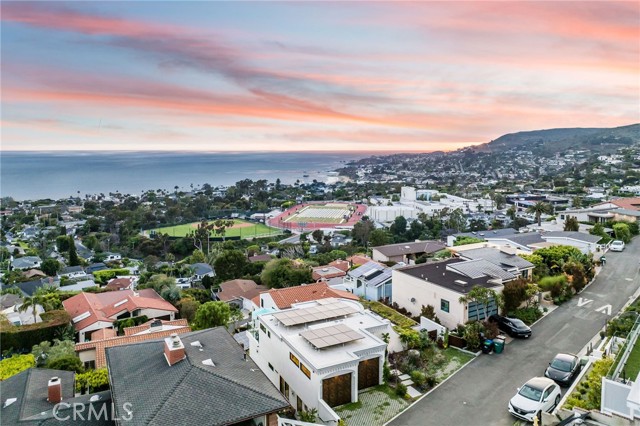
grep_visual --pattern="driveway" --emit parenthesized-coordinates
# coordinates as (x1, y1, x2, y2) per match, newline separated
(388, 239, 640, 426)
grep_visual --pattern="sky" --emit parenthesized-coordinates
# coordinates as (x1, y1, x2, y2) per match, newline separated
(1, 1, 639, 152)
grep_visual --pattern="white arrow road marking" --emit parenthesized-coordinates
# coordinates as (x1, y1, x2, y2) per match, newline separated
(595, 304, 612, 315)
(577, 298, 593, 307)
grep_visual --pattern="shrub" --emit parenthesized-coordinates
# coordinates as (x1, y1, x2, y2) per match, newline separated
(46, 355, 84, 373)
(0, 354, 35, 380)
(538, 275, 567, 292)
(395, 382, 407, 397)
(564, 357, 613, 410)
(511, 307, 543, 325)
(464, 321, 484, 351)
(75, 368, 110, 393)
(361, 300, 417, 328)
(410, 370, 426, 387)
(0, 310, 71, 353)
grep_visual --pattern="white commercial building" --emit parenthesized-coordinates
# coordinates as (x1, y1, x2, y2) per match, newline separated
(249, 298, 390, 425)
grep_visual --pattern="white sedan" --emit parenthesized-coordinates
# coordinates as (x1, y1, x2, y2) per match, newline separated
(508, 377, 561, 422)
(610, 240, 625, 252)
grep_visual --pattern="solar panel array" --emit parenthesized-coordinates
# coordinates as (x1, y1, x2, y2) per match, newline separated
(301, 323, 364, 349)
(273, 300, 358, 326)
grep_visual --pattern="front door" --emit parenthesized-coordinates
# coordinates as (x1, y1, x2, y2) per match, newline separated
(322, 373, 352, 407)
(358, 357, 379, 390)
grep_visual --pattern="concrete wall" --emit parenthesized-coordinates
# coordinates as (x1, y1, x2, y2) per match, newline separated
(392, 271, 467, 329)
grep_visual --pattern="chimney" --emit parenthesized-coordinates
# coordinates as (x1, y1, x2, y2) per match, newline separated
(48, 377, 62, 403)
(164, 333, 186, 366)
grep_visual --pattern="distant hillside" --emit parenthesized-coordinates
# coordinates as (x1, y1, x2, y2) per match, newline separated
(479, 123, 640, 155)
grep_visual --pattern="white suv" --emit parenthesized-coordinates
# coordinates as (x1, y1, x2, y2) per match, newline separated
(610, 240, 625, 252)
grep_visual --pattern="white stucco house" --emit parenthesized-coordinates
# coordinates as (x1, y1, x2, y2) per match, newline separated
(392, 258, 508, 329)
(249, 298, 390, 425)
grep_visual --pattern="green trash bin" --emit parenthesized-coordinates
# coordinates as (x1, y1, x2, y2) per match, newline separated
(493, 338, 505, 354)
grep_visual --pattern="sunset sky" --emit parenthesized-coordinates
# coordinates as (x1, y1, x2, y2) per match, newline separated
(1, 1, 638, 152)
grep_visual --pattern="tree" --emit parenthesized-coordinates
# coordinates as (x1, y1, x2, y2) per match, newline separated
(527, 201, 553, 226)
(369, 229, 391, 247)
(312, 230, 324, 243)
(572, 196, 583, 208)
(191, 249, 206, 264)
(458, 286, 498, 321)
(41, 259, 60, 276)
(56, 235, 71, 252)
(47, 355, 84, 373)
(613, 223, 632, 243)
(352, 220, 374, 247)
(177, 298, 200, 322)
(261, 258, 311, 288)
(502, 278, 529, 313)
(68, 236, 80, 266)
(563, 216, 580, 232)
(18, 295, 43, 323)
(213, 250, 249, 281)
(193, 301, 231, 330)
(390, 216, 407, 238)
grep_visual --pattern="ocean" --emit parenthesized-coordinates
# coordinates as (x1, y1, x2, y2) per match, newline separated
(0, 151, 367, 201)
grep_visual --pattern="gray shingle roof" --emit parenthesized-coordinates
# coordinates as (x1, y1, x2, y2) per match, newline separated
(0, 368, 113, 425)
(189, 263, 214, 276)
(349, 261, 393, 288)
(446, 259, 516, 281)
(543, 231, 602, 244)
(459, 247, 534, 270)
(373, 241, 446, 257)
(106, 327, 290, 425)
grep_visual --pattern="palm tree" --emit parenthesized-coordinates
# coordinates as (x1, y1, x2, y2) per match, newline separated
(527, 201, 553, 226)
(18, 295, 42, 324)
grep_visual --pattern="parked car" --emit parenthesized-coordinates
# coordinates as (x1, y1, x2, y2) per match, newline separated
(489, 314, 532, 338)
(508, 377, 561, 422)
(610, 240, 625, 252)
(544, 353, 582, 386)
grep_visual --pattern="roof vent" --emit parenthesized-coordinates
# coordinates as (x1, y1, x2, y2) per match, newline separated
(202, 358, 216, 367)
(3, 398, 17, 408)
(454, 280, 468, 286)
(190, 340, 203, 348)
(72, 312, 90, 324)
(89, 395, 101, 402)
(150, 319, 162, 328)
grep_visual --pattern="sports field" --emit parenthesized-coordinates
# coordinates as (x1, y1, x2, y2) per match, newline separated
(151, 219, 281, 239)
(282, 204, 354, 224)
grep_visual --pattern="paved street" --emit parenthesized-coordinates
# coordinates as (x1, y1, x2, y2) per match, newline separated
(388, 239, 640, 426)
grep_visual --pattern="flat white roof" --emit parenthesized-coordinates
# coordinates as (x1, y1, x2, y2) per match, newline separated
(261, 298, 388, 370)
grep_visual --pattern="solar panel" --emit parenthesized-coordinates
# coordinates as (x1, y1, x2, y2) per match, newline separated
(301, 324, 364, 349)
(273, 300, 358, 326)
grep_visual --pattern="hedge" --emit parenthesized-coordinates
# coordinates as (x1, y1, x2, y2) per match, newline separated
(93, 269, 130, 284)
(0, 354, 35, 380)
(0, 310, 72, 353)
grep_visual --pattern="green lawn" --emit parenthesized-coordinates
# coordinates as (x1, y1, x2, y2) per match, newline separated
(622, 338, 640, 380)
(152, 219, 281, 239)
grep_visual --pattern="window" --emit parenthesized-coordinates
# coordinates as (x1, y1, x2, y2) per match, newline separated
(290, 352, 300, 367)
(268, 363, 274, 371)
(84, 360, 96, 370)
(261, 299, 264, 308)
(441, 299, 450, 313)
(300, 363, 311, 379)
(297, 396, 303, 412)
(260, 323, 266, 334)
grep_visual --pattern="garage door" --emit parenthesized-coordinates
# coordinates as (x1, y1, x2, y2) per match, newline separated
(322, 373, 352, 407)
(358, 357, 379, 390)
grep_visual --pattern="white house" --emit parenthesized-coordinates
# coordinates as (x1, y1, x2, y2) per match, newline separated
(392, 259, 505, 329)
(59, 265, 87, 279)
(343, 261, 393, 302)
(541, 231, 602, 254)
(249, 298, 390, 424)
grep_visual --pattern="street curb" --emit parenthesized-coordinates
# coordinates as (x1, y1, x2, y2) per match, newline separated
(383, 354, 480, 426)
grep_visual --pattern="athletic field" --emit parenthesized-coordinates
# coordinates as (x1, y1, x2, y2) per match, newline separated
(151, 219, 281, 239)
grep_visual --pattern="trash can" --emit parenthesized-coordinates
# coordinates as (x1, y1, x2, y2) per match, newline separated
(482, 339, 494, 354)
(493, 338, 505, 354)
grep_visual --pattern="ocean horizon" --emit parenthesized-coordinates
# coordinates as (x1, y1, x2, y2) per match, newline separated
(0, 151, 381, 201)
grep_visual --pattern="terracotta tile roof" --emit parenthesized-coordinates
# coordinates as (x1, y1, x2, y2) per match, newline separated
(256, 282, 359, 309)
(105, 277, 133, 291)
(91, 328, 116, 340)
(63, 289, 177, 331)
(217, 279, 267, 302)
(124, 318, 189, 336)
(23, 269, 46, 279)
(611, 197, 640, 211)
(76, 325, 191, 368)
(248, 254, 272, 263)
(347, 255, 375, 267)
(311, 266, 347, 281)
(329, 259, 350, 272)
